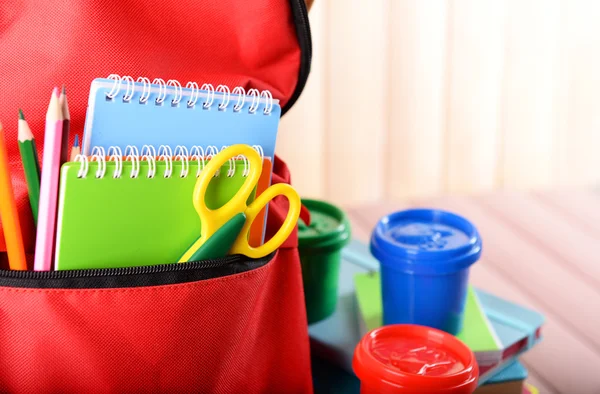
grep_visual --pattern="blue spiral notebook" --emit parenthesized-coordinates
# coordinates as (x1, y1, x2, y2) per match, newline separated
(82, 75, 281, 158)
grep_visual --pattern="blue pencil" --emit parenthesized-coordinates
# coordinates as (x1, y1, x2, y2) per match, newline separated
(69, 134, 80, 161)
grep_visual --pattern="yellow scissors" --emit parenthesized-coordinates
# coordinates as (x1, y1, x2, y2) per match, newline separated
(178, 144, 301, 262)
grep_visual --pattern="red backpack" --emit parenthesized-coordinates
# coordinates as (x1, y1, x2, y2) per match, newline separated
(0, 1, 313, 392)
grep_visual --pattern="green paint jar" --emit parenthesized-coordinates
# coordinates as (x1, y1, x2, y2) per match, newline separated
(299, 199, 351, 324)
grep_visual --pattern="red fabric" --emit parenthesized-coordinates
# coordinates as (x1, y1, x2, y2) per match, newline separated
(270, 156, 311, 228)
(0, 157, 313, 393)
(0, 2, 311, 390)
(0, 0, 302, 253)
(300, 204, 312, 226)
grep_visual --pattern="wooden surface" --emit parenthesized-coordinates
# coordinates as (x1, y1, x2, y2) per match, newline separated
(346, 190, 600, 394)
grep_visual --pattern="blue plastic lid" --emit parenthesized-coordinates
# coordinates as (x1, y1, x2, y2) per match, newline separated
(370, 209, 482, 274)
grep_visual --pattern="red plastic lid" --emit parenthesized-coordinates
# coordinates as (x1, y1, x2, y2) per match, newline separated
(353, 324, 479, 393)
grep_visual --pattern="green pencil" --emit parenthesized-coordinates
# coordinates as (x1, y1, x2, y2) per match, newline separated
(18, 109, 41, 225)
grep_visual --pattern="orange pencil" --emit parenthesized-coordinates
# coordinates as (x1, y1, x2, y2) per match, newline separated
(0, 121, 28, 270)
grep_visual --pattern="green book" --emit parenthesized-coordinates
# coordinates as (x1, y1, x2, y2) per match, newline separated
(55, 159, 255, 270)
(354, 272, 503, 366)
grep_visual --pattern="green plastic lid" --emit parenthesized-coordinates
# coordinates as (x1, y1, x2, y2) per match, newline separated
(298, 199, 351, 252)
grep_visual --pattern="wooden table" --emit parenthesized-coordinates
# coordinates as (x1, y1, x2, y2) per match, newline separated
(346, 190, 600, 394)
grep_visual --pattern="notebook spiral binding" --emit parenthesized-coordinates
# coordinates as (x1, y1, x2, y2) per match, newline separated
(74, 145, 264, 180)
(105, 74, 274, 115)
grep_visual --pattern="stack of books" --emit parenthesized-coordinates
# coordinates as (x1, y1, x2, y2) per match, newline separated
(309, 239, 545, 394)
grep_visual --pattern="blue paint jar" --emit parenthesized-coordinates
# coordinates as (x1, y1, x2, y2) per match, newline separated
(370, 209, 482, 335)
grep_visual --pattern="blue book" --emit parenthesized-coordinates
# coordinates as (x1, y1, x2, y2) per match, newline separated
(82, 76, 281, 158)
(309, 238, 544, 389)
(473, 361, 528, 394)
(487, 360, 528, 384)
(477, 290, 544, 358)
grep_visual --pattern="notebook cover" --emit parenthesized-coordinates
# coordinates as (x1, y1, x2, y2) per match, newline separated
(474, 360, 527, 394)
(468, 289, 544, 384)
(82, 79, 281, 159)
(476, 289, 545, 357)
(486, 360, 528, 384)
(55, 160, 256, 269)
(249, 157, 272, 246)
(354, 273, 503, 365)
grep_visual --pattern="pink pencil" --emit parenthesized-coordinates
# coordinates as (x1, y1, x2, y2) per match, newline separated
(34, 87, 64, 271)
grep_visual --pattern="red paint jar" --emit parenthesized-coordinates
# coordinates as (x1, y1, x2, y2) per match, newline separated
(353, 324, 479, 394)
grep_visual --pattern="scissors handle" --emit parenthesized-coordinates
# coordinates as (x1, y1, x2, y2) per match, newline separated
(193, 145, 262, 241)
(229, 183, 301, 259)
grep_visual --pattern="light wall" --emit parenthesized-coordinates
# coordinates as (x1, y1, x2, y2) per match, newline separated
(277, 0, 600, 206)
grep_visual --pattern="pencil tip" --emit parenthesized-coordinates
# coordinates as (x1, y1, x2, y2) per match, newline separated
(62, 84, 66, 94)
(53, 86, 59, 97)
(18, 109, 24, 120)
(74, 134, 79, 147)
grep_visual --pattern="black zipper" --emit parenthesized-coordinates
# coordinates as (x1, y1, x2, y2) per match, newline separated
(0, 253, 274, 289)
(283, 0, 313, 115)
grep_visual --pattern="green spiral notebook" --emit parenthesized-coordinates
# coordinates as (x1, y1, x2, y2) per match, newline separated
(54, 158, 256, 270)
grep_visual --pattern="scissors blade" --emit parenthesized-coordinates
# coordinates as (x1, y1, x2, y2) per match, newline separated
(187, 212, 247, 262)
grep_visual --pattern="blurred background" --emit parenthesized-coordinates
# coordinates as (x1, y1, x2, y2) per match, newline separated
(277, 0, 600, 206)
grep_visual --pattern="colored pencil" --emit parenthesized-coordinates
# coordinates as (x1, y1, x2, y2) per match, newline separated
(18, 109, 41, 225)
(34, 87, 64, 271)
(0, 121, 28, 270)
(69, 134, 81, 161)
(59, 85, 70, 164)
